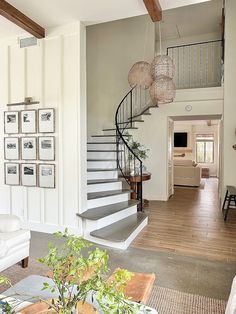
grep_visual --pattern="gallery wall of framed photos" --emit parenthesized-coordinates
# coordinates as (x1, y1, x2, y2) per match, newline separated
(4, 108, 56, 189)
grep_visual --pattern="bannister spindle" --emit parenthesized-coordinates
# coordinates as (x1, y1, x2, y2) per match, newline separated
(115, 86, 143, 214)
(130, 90, 133, 128)
(140, 161, 143, 212)
(139, 86, 142, 112)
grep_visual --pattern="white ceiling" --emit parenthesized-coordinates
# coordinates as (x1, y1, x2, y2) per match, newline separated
(0, 0, 213, 38)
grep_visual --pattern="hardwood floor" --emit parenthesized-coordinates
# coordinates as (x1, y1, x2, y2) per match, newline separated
(132, 179, 236, 262)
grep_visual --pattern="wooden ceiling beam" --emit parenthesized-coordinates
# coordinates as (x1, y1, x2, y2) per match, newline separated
(143, 0, 162, 22)
(0, 0, 45, 38)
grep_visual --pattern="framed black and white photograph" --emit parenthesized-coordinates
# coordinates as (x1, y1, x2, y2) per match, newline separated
(21, 110, 37, 133)
(38, 136, 55, 161)
(4, 137, 19, 160)
(5, 163, 20, 186)
(4, 111, 19, 134)
(21, 163, 37, 187)
(21, 137, 37, 160)
(38, 108, 55, 133)
(38, 164, 55, 188)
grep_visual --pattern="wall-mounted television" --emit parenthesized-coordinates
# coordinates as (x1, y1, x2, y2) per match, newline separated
(174, 132, 188, 147)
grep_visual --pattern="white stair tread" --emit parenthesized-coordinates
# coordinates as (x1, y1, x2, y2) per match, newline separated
(87, 142, 117, 144)
(90, 212, 147, 242)
(87, 179, 123, 185)
(91, 134, 131, 138)
(87, 189, 130, 200)
(87, 159, 116, 161)
(87, 149, 122, 152)
(87, 168, 117, 172)
(78, 200, 139, 220)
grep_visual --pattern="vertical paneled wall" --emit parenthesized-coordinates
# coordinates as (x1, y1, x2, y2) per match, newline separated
(0, 23, 87, 234)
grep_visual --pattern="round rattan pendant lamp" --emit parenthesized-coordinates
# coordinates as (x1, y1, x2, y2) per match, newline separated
(151, 54, 175, 80)
(150, 75, 176, 104)
(128, 61, 153, 89)
(150, 22, 176, 105)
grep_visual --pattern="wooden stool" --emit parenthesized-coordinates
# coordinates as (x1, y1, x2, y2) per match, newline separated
(222, 185, 236, 221)
(201, 167, 210, 178)
(108, 269, 156, 304)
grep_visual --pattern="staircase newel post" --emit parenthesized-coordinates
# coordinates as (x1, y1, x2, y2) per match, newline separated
(130, 89, 133, 128)
(116, 129, 119, 170)
(140, 161, 143, 212)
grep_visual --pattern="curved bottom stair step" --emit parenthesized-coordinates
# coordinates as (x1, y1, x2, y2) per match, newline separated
(86, 212, 148, 250)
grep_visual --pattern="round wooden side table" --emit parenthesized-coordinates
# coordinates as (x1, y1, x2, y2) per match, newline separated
(125, 173, 151, 210)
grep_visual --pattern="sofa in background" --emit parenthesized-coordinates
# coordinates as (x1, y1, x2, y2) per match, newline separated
(0, 214, 31, 272)
(174, 159, 201, 187)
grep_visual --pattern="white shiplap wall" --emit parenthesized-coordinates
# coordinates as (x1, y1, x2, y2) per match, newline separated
(0, 23, 87, 235)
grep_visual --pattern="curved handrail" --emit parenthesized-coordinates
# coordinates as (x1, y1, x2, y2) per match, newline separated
(115, 88, 143, 163)
(115, 85, 146, 211)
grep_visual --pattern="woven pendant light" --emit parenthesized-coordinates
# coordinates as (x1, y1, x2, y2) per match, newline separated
(150, 75, 176, 105)
(151, 55, 175, 80)
(128, 61, 153, 89)
(149, 22, 176, 105)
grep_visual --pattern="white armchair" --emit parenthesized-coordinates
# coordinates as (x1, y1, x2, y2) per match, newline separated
(0, 214, 31, 272)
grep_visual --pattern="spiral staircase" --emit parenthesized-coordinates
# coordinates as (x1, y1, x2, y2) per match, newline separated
(78, 86, 157, 250)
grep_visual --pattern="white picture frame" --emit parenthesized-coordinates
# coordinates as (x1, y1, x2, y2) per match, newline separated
(4, 137, 19, 160)
(21, 137, 37, 160)
(38, 136, 55, 161)
(21, 163, 37, 187)
(4, 111, 19, 134)
(21, 110, 37, 134)
(38, 164, 55, 188)
(38, 108, 55, 133)
(5, 163, 20, 186)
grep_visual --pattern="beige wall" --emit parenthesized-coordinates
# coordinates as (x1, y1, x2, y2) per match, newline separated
(87, 15, 155, 137)
(223, 0, 236, 196)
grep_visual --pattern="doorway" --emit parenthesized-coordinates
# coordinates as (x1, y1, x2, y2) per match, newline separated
(167, 115, 222, 199)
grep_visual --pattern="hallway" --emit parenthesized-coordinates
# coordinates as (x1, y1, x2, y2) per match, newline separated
(132, 179, 236, 261)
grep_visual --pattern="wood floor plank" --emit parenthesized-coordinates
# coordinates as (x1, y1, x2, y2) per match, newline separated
(132, 179, 236, 261)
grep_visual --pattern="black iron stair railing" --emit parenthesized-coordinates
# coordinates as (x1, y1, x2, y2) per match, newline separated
(115, 86, 151, 211)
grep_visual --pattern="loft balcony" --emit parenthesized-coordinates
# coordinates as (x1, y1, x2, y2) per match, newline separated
(167, 40, 223, 90)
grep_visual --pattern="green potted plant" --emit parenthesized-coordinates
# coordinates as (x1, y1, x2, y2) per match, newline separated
(0, 230, 152, 314)
(124, 132, 149, 176)
(38, 229, 143, 314)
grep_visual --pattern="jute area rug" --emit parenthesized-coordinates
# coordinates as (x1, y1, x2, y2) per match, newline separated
(0, 259, 227, 314)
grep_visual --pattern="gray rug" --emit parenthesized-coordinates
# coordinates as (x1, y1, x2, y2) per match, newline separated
(0, 259, 227, 313)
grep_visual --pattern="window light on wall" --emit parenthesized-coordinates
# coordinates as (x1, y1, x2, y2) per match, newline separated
(196, 134, 214, 164)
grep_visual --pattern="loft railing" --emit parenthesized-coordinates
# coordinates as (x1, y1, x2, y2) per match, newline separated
(115, 86, 152, 211)
(167, 40, 223, 89)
